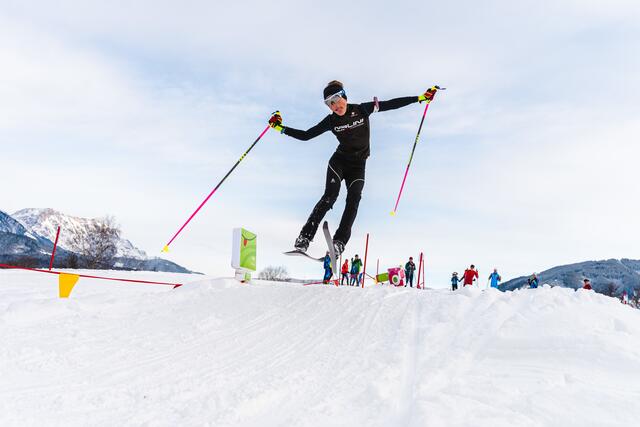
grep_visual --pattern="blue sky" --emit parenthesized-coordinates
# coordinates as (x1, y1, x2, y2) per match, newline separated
(2, 1, 639, 285)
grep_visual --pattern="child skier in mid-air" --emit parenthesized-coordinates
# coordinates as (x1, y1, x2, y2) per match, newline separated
(269, 81, 438, 256)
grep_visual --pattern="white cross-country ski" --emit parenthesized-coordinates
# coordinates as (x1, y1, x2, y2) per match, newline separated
(283, 250, 324, 263)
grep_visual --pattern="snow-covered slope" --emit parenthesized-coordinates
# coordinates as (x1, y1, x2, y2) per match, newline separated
(12, 208, 147, 259)
(1, 272, 639, 427)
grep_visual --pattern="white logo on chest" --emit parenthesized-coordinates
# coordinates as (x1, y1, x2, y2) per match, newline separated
(334, 118, 364, 132)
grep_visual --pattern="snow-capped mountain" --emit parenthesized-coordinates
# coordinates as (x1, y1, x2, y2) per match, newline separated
(500, 258, 640, 296)
(13, 208, 147, 259)
(2, 208, 191, 273)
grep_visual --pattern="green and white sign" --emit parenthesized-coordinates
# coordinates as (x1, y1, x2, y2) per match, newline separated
(232, 228, 257, 276)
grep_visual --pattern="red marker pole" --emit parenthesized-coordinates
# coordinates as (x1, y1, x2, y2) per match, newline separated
(49, 226, 61, 271)
(362, 233, 369, 288)
(421, 253, 426, 290)
(416, 253, 421, 289)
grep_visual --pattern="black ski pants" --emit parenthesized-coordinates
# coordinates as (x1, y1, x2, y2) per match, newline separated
(300, 152, 366, 245)
(406, 272, 414, 287)
(341, 273, 349, 286)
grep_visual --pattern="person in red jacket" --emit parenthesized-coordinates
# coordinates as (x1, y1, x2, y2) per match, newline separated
(341, 259, 350, 286)
(462, 265, 479, 287)
(582, 278, 592, 290)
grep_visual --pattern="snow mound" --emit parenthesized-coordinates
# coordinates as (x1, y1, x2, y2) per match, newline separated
(1, 272, 639, 426)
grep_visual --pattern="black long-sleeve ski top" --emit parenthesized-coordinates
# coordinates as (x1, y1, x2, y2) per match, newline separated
(283, 96, 419, 160)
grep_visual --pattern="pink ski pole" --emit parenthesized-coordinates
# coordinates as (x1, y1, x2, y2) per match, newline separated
(162, 124, 272, 252)
(390, 86, 443, 216)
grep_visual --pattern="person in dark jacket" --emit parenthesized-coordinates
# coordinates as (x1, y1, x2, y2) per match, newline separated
(269, 81, 439, 257)
(322, 251, 333, 284)
(404, 257, 416, 287)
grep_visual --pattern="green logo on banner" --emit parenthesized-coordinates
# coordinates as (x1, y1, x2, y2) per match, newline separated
(239, 229, 256, 271)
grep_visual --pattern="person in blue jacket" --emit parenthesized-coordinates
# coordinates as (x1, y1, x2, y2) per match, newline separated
(528, 273, 539, 289)
(350, 255, 363, 286)
(488, 268, 502, 289)
(451, 272, 460, 291)
(323, 251, 333, 284)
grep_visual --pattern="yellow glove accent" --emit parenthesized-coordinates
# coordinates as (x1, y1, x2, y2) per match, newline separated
(418, 86, 439, 103)
(269, 111, 284, 133)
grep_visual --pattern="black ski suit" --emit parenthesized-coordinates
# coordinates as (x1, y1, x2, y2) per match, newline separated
(405, 260, 416, 287)
(283, 96, 419, 244)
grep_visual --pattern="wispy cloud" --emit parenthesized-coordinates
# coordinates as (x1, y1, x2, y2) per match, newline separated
(2, 1, 639, 285)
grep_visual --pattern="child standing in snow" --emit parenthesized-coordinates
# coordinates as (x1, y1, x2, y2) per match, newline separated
(341, 259, 349, 286)
(451, 272, 460, 291)
(528, 273, 539, 289)
(582, 278, 592, 290)
(322, 251, 333, 284)
(350, 255, 362, 286)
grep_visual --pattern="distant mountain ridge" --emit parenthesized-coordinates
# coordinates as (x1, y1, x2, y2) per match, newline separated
(500, 258, 640, 296)
(1, 208, 191, 273)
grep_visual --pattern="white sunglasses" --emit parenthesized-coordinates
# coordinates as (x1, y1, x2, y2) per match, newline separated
(324, 89, 346, 107)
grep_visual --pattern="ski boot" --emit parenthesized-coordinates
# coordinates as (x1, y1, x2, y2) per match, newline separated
(294, 235, 310, 253)
(333, 240, 345, 257)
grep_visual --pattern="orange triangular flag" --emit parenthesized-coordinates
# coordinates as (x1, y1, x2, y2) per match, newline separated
(59, 273, 80, 298)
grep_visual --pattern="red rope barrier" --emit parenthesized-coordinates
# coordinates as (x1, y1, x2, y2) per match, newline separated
(0, 264, 183, 288)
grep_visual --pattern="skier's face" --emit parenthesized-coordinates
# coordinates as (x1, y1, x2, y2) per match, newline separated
(327, 96, 347, 116)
